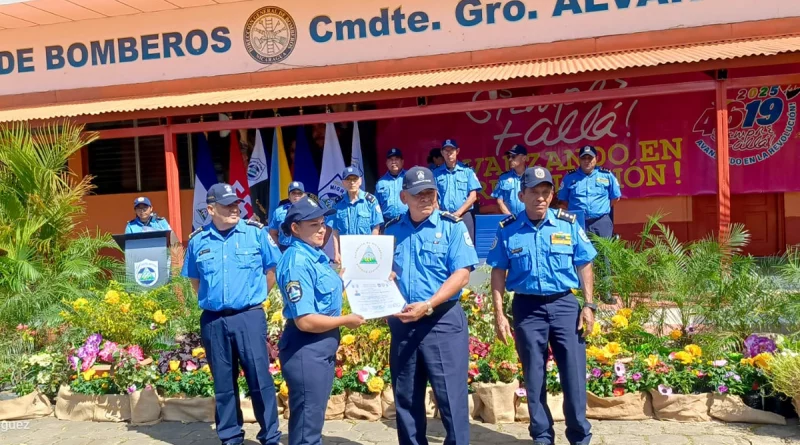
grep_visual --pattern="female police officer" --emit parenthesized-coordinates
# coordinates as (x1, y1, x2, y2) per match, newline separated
(276, 195, 366, 445)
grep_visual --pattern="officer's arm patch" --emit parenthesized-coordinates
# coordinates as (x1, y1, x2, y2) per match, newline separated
(490, 236, 498, 250)
(579, 227, 591, 243)
(365, 193, 376, 203)
(556, 209, 577, 224)
(188, 227, 203, 240)
(499, 215, 516, 228)
(246, 219, 265, 229)
(441, 211, 462, 223)
(285, 281, 303, 303)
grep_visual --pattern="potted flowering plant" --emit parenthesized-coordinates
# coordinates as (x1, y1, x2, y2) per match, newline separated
(342, 366, 384, 420)
(585, 355, 654, 421)
(0, 351, 65, 420)
(326, 366, 346, 420)
(471, 339, 519, 424)
(112, 349, 160, 425)
(702, 357, 787, 425)
(154, 354, 215, 423)
(647, 345, 713, 421)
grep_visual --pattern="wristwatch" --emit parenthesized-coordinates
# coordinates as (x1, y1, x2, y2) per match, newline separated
(584, 302, 598, 312)
(424, 301, 434, 316)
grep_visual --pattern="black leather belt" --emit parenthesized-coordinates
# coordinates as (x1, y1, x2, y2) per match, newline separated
(515, 290, 572, 303)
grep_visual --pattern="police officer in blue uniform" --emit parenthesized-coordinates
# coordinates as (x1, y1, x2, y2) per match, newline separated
(277, 195, 365, 445)
(433, 139, 481, 244)
(182, 183, 282, 445)
(376, 148, 408, 225)
(492, 144, 528, 216)
(125, 196, 172, 234)
(329, 166, 383, 263)
(384, 166, 479, 445)
(558, 145, 622, 238)
(268, 181, 307, 252)
(427, 147, 444, 171)
(487, 167, 597, 445)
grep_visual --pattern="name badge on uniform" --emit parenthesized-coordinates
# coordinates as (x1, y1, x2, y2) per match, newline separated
(551, 232, 572, 245)
(596, 177, 610, 185)
(198, 249, 211, 256)
(510, 247, 523, 254)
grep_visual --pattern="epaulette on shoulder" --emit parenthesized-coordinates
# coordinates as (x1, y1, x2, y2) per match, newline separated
(188, 227, 203, 240)
(441, 211, 463, 223)
(384, 216, 402, 229)
(566, 168, 577, 175)
(246, 219, 265, 229)
(556, 209, 577, 224)
(128, 218, 137, 225)
(365, 193, 376, 203)
(498, 214, 516, 228)
(599, 167, 613, 173)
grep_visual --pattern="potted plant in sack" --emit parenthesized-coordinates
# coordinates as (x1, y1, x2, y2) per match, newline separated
(471, 338, 519, 424)
(342, 366, 384, 421)
(1, 351, 68, 420)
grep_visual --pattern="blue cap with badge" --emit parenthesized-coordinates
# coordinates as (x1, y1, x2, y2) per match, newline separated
(579, 145, 597, 158)
(281, 195, 335, 235)
(442, 139, 458, 149)
(288, 181, 304, 193)
(206, 183, 242, 206)
(522, 166, 554, 189)
(133, 196, 152, 208)
(403, 166, 437, 195)
(341, 166, 362, 179)
(506, 144, 528, 156)
(386, 148, 403, 159)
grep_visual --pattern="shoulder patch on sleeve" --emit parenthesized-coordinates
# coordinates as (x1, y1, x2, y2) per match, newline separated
(285, 281, 303, 303)
(440, 211, 462, 223)
(578, 227, 591, 243)
(188, 227, 203, 240)
(246, 219, 265, 229)
(499, 215, 516, 228)
(384, 216, 402, 230)
(556, 209, 577, 224)
(365, 193, 376, 203)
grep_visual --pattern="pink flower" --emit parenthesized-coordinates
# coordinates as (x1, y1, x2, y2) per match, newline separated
(185, 361, 198, 371)
(658, 384, 673, 395)
(632, 372, 642, 382)
(515, 388, 527, 398)
(98, 342, 118, 363)
(614, 361, 626, 377)
(668, 352, 676, 360)
(357, 370, 370, 383)
(474, 294, 484, 306)
(16, 324, 28, 331)
(126, 345, 145, 361)
(269, 364, 280, 375)
(468, 367, 479, 377)
(127, 385, 137, 394)
(614, 376, 627, 385)
(712, 360, 728, 367)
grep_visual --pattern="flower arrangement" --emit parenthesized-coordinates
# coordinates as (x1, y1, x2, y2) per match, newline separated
(341, 366, 385, 394)
(12, 351, 70, 399)
(156, 333, 209, 374)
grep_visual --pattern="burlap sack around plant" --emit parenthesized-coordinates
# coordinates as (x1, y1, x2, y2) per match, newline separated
(326, 394, 346, 420)
(468, 393, 483, 420)
(474, 381, 518, 424)
(547, 392, 566, 422)
(515, 396, 530, 423)
(0, 390, 53, 420)
(161, 396, 215, 423)
(425, 387, 438, 418)
(94, 394, 131, 422)
(649, 390, 711, 422)
(344, 391, 382, 421)
(280, 393, 290, 419)
(240, 397, 256, 423)
(586, 392, 653, 421)
(55, 386, 97, 422)
(709, 395, 787, 425)
(129, 389, 161, 425)
(381, 386, 396, 420)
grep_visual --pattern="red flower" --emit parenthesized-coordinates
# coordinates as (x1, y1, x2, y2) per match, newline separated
(752, 382, 760, 391)
(613, 387, 625, 397)
(335, 367, 343, 379)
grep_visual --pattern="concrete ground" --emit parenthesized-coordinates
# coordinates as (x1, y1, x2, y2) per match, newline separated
(1, 417, 799, 445)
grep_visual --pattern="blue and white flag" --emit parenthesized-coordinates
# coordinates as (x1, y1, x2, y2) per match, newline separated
(191, 134, 218, 230)
(351, 121, 365, 190)
(247, 130, 270, 222)
(318, 123, 346, 258)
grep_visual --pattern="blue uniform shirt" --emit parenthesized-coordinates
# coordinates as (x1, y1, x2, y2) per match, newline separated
(125, 215, 172, 234)
(491, 170, 525, 215)
(375, 170, 408, 220)
(487, 208, 597, 295)
(434, 163, 481, 213)
(385, 210, 479, 304)
(277, 239, 342, 320)
(181, 219, 281, 312)
(269, 202, 293, 247)
(557, 168, 622, 219)
(330, 190, 383, 235)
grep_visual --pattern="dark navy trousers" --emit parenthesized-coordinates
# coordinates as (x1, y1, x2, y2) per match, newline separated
(388, 302, 469, 445)
(279, 322, 340, 445)
(513, 294, 591, 445)
(585, 213, 613, 238)
(200, 306, 281, 445)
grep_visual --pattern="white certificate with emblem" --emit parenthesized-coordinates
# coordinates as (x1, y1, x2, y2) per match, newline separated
(340, 235, 406, 319)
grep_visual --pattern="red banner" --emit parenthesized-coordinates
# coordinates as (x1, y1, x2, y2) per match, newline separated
(377, 76, 800, 205)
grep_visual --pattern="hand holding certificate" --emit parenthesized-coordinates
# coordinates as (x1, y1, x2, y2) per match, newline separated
(340, 235, 407, 319)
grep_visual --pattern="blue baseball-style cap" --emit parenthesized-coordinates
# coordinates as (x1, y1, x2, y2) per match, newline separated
(133, 196, 152, 208)
(506, 144, 528, 156)
(341, 166, 362, 179)
(281, 195, 335, 235)
(403, 166, 437, 195)
(206, 183, 241, 206)
(386, 148, 403, 159)
(442, 139, 458, 149)
(288, 181, 304, 193)
(522, 166, 554, 189)
(579, 145, 597, 158)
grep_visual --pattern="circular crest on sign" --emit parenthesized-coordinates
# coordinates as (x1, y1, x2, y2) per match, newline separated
(244, 6, 298, 65)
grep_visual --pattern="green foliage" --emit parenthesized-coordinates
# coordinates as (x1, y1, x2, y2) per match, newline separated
(10, 351, 71, 399)
(767, 352, 800, 398)
(154, 370, 214, 397)
(331, 377, 345, 395)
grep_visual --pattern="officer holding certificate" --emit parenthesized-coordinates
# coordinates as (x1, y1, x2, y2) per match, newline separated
(277, 194, 365, 445)
(384, 166, 478, 445)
